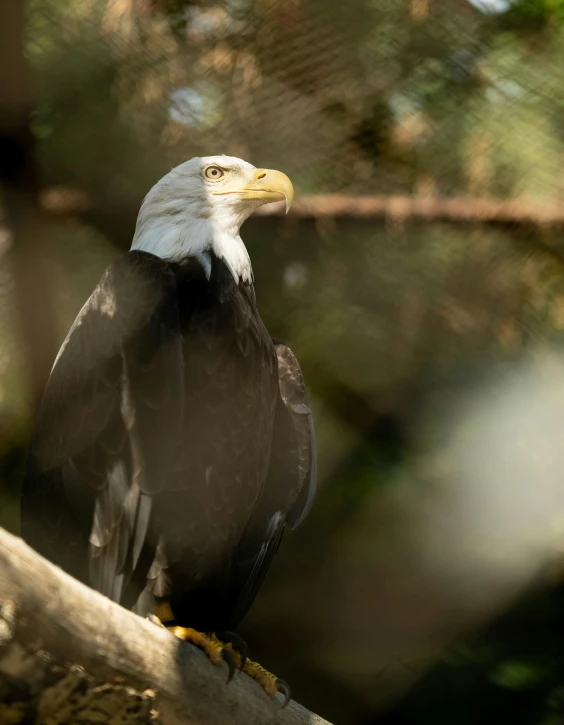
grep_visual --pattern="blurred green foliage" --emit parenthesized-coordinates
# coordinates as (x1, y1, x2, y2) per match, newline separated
(3, 0, 564, 722)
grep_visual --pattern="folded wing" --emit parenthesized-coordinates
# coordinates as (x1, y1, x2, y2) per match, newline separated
(228, 339, 317, 625)
(22, 251, 184, 609)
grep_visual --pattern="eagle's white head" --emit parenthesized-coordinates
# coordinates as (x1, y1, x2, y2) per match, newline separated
(131, 155, 293, 284)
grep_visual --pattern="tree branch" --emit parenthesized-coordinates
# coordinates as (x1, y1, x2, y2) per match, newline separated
(40, 185, 564, 227)
(0, 527, 331, 725)
(255, 194, 564, 227)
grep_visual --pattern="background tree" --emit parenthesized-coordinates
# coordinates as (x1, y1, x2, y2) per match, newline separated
(3, 0, 564, 722)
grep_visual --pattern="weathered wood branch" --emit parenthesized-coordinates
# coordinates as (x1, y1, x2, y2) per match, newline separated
(0, 527, 331, 725)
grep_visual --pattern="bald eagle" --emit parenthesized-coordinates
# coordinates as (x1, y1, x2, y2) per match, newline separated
(21, 156, 316, 699)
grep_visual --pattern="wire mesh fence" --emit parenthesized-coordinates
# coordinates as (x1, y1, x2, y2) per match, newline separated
(3, 1, 564, 723)
(25, 0, 564, 202)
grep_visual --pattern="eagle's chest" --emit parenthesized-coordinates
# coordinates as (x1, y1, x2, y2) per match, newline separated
(163, 260, 278, 560)
(179, 288, 277, 460)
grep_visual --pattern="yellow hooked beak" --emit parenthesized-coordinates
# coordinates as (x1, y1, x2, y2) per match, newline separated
(211, 168, 294, 213)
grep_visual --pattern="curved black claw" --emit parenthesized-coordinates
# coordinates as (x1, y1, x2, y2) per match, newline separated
(221, 647, 236, 684)
(275, 678, 292, 709)
(217, 630, 249, 671)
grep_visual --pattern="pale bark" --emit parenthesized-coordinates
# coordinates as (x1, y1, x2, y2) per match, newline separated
(0, 527, 330, 725)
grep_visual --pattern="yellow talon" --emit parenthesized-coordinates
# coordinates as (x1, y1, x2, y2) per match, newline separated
(169, 626, 224, 666)
(148, 602, 290, 705)
(242, 659, 279, 696)
(149, 603, 235, 678)
(152, 601, 176, 622)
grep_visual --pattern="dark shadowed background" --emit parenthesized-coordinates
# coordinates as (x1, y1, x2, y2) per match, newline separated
(3, 0, 564, 722)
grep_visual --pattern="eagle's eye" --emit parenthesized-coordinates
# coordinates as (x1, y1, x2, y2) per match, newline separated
(204, 165, 225, 180)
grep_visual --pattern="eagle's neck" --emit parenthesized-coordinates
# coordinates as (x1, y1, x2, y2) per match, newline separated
(131, 213, 253, 285)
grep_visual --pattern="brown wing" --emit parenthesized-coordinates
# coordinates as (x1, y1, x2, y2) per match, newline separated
(21, 251, 184, 607)
(227, 339, 317, 626)
(275, 340, 317, 529)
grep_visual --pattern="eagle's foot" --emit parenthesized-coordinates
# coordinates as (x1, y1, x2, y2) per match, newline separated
(148, 613, 244, 684)
(216, 630, 249, 671)
(171, 627, 239, 682)
(240, 658, 292, 708)
(148, 609, 290, 705)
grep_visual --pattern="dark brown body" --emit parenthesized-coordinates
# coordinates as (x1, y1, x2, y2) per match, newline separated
(22, 251, 315, 630)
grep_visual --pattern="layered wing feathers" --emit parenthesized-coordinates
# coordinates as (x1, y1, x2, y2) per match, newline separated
(228, 339, 317, 626)
(22, 251, 184, 606)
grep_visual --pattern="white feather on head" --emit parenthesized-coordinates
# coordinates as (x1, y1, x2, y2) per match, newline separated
(132, 155, 292, 285)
